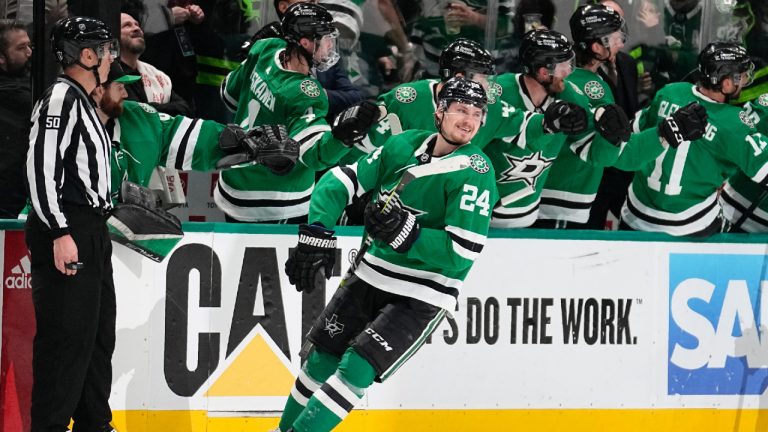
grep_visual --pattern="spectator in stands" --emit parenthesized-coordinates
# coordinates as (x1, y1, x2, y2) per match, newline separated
(0, 19, 31, 218)
(139, 0, 205, 113)
(118, 9, 192, 115)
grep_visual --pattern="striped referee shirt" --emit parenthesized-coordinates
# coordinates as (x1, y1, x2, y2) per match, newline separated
(26, 76, 112, 238)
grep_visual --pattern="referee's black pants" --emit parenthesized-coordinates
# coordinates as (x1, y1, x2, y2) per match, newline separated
(25, 205, 115, 432)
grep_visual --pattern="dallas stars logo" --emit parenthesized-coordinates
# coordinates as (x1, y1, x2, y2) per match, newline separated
(324, 314, 345, 337)
(758, 94, 768, 107)
(300, 79, 321, 98)
(739, 110, 756, 129)
(469, 154, 490, 174)
(487, 83, 503, 104)
(584, 81, 605, 100)
(395, 86, 417, 103)
(499, 151, 555, 188)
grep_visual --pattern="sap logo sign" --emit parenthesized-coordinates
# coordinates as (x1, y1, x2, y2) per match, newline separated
(668, 253, 768, 395)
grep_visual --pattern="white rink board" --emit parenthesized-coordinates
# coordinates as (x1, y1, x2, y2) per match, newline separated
(106, 228, 768, 412)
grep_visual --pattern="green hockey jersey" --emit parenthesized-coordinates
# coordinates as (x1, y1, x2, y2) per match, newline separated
(720, 93, 768, 232)
(539, 68, 615, 223)
(217, 37, 352, 221)
(358, 77, 550, 160)
(621, 83, 768, 236)
(483, 74, 621, 227)
(109, 100, 227, 200)
(310, 129, 497, 312)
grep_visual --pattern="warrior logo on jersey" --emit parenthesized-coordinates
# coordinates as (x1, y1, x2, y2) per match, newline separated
(300, 79, 321, 98)
(488, 83, 503, 104)
(739, 110, 756, 129)
(584, 81, 605, 100)
(758, 94, 768, 107)
(324, 314, 345, 337)
(395, 86, 418, 103)
(469, 154, 490, 174)
(499, 151, 555, 187)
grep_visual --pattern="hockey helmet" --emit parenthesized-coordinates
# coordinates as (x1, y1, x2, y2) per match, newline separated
(698, 42, 754, 88)
(438, 76, 488, 112)
(569, 4, 626, 47)
(50, 16, 116, 67)
(519, 30, 574, 76)
(438, 38, 495, 82)
(281, 3, 337, 44)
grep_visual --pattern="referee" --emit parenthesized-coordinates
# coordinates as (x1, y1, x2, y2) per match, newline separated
(25, 17, 119, 432)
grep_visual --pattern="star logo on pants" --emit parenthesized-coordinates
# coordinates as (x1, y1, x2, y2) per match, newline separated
(324, 314, 345, 337)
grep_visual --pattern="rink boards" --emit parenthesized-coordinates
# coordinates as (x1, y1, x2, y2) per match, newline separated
(2, 223, 768, 431)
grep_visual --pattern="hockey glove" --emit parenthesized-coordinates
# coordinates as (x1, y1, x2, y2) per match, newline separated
(594, 104, 631, 146)
(216, 124, 299, 175)
(658, 102, 708, 148)
(543, 100, 588, 135)
(284, 224, 337, 293)
(331, 100, 381, 147)
(364, 197, 420, 253)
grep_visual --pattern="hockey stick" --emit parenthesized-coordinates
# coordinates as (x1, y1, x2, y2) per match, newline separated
(731, 181, 768, 231)
(349, 154, 472, 271)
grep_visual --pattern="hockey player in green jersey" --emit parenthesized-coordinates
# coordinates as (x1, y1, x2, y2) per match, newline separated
(720, 93, 768, 232)
(368, 38, 589, 154)
(486, 29, 635, 228)
(536, 3, 629, 227)
(92, 63, 298, 260)
(217, 3, 379, 222)
(620, 42, 768, 237)
(277, 78, 497, 432)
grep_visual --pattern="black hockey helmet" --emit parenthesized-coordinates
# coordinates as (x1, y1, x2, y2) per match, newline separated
(438, 76, 488, 111)
(281, 3, 336, 44)
(438, 38, 495, 82)
(50, 16, 115, 67)
(698, 42, 754, 89)
(569, 4, 625, 46)
(519, 30, 574, 75)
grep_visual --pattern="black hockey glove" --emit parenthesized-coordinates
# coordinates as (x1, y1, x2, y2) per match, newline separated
(331, 100, 381, 147)
(216, 124, 299, 175)
(658, 102, 708, 148)
(364, 197, 420, 253)
(285, 224, 337, 293)
(543, 100, 588, 135)
(594, 104, 631, 146)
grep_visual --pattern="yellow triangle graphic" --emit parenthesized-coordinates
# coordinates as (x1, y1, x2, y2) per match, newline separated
(205, 333, 295, 396)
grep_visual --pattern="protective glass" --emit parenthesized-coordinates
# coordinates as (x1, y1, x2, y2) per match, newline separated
(465, 71, 496, 92)
(95, 39, 119, 60)
(551, 55, 575, 79)
(442, 100, 487, 126)
(735, 61, 755, 87)
(313, 30, 340, 72)
(602, 30, 627, 49)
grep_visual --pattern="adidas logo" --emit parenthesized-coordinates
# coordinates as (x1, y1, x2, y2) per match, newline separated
(5, 255, 31, 289)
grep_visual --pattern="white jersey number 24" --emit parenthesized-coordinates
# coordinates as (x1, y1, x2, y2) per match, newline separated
(460, 184, 490, 216)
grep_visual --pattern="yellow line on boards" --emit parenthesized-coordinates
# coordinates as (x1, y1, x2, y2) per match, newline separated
(111, 409, 768, 432)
